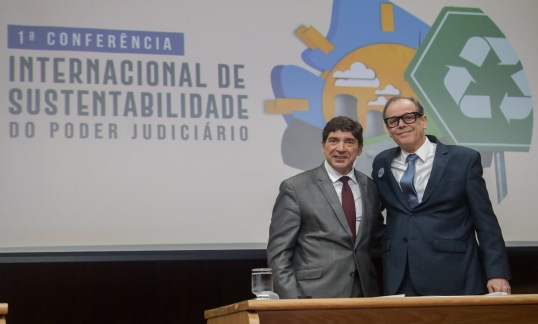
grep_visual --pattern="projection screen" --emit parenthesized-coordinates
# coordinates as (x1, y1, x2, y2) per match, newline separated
(0, 0, 537, 259)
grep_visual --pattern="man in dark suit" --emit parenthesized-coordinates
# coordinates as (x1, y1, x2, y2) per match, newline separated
(267, 116, 385, 299)
(372, 96, 511, 296)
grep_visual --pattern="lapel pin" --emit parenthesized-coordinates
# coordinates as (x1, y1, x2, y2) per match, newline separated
(378, 167, 384, 178)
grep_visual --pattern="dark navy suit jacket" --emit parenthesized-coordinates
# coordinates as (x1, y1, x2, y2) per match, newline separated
(372, 135, 510, 295)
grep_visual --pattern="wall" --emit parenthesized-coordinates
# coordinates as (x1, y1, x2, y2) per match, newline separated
(0, 253, 536, 324)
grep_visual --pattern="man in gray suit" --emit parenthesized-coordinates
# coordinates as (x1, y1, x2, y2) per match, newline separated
(267, 116, 385, 299)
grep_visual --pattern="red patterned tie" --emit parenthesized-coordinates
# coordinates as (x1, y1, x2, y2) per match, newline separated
(340, 176, 356, 242)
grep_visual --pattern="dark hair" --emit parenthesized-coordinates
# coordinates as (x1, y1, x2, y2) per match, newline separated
(382, 96, 424, 118)
(322, 116, 363, 146)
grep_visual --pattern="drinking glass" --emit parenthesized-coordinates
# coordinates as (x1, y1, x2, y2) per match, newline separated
(251, 268, 273, 300)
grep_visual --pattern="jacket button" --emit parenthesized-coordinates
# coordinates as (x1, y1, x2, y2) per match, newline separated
(403, 238, 408, 243)
(349, 271, 355, 277)
(409, 214, 414, 218)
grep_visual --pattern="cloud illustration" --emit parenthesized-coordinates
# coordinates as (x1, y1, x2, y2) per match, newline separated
(335, 78, 380, 87)
(375, 85, 400, 95)
(368, 96, 389, 105)
(333, 62, 376, 79)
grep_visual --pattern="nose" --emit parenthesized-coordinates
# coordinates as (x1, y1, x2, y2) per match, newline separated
(336, 141, 345, 151)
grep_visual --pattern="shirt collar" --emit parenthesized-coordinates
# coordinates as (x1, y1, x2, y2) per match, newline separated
(324, 160, 357, 184)
(399, 136, 433, 163)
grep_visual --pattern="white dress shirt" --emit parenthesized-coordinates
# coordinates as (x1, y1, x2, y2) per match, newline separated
(324, 160, 363, 232)
(391, 137, 437, 203)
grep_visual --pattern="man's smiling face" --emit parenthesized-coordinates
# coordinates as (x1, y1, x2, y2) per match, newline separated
(385, 98, 428, 153)
(322, 130, 362, 175)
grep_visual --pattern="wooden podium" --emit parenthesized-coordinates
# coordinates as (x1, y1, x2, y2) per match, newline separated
(205, 294, 538, 323)
(0, 303, 7, 324)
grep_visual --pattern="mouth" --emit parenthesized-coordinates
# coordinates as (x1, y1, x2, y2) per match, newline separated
(333, 155, 348, 161)
(396, 129, 412, 136)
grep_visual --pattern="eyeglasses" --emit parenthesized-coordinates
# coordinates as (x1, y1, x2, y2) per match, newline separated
(384, 112, 423, 128)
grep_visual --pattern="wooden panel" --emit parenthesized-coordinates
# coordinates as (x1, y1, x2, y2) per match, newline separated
(207, 311, 258, 324)
(257, 305, 538, 324)
(0, 303, 7, 323)
(206, 294, 538, 318)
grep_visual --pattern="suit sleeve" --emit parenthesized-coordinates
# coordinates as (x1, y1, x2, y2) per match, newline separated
(367, 177, 386, 253)
(266, 180, 302, 299)
(371, 158, 387, 251)
(466, 151, 511, 279)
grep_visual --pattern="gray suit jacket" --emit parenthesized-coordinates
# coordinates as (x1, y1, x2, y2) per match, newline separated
(267, 163, 385, 299)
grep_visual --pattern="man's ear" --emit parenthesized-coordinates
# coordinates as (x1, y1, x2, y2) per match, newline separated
(357, 144, 363, 156)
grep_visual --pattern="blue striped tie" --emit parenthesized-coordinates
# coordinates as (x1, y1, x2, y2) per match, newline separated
(400, 153, 419, 209)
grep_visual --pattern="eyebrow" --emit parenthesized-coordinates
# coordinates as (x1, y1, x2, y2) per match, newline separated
(386, 111, 419, 118)
(328, 136, 356, 141)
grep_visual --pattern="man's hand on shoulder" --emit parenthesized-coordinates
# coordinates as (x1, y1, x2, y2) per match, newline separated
(487, 278, 511, 294)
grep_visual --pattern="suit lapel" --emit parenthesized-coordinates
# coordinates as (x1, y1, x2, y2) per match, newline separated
(316, 164, 355, 244)
(421, 136, 449, 204)
(383, 148, 414, 210)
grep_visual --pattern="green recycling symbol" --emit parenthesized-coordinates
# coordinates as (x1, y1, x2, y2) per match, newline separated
(405, 7, 533, 202)
(445, 36, 532, 121)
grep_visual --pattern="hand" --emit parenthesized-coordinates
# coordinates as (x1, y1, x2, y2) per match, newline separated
(487, 278, 511, 294)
